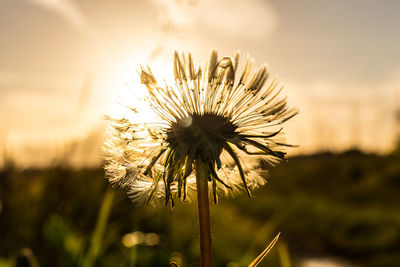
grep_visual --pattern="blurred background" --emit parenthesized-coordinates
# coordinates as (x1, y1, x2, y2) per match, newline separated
(1, 0, 400, 266)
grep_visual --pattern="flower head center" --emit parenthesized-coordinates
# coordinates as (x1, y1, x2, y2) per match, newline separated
(166, 113, 238, 161)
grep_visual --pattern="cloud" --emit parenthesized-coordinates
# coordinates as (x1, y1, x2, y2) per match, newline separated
(283, 71, 400, 154)
(26, 0, 91, 33)
(152, 0, 277, 40)
(196, 0, 277, 39)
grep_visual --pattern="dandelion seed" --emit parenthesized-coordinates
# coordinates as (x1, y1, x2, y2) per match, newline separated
(103, 50, 297, 206)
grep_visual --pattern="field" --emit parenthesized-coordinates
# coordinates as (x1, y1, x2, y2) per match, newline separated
(1, 151, 399, 266)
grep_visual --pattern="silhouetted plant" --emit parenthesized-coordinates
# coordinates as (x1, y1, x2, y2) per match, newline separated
(104, 51, 297, 266)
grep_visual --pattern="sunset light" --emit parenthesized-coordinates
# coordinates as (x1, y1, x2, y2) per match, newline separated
(2, 1, 400, 266)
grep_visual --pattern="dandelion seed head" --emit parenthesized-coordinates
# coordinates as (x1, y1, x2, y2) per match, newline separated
(103, 50, 297, 206)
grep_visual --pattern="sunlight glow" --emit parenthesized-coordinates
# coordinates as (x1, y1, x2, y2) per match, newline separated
(106, 58, 175, 125)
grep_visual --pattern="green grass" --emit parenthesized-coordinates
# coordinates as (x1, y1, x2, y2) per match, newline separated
(0, 151, 399, 266)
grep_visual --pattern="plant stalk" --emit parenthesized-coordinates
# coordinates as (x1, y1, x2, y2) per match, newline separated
(195, 159, 213, 267)
(82, 189, 115, 267)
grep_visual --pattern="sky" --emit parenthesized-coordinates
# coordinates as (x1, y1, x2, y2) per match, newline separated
(1, 0, 400, 167)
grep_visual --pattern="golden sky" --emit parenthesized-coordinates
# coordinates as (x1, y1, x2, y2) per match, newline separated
(1, 0, 400, 167)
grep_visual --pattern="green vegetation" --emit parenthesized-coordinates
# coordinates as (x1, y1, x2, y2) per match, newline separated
(0, 151, 399, 266)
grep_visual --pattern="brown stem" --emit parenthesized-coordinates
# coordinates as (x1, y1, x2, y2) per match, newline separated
(195, 160, 213, 267)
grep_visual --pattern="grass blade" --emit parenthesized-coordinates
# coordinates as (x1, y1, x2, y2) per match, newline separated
(248, 232, 280, 267)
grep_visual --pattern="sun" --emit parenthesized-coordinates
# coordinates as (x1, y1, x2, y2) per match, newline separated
(106, 60, 174, 124)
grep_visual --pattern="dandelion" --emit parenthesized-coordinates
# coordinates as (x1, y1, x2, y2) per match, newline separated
(103, 50, 297, 266)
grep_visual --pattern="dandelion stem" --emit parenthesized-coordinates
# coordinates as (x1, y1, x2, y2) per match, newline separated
(195, 159, 213, 267)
